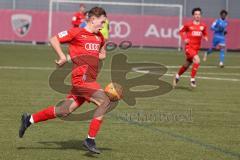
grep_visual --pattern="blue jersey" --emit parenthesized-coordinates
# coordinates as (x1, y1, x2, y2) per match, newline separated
(211, 18, 228, 38)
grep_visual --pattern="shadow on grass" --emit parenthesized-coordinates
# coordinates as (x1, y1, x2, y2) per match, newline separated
(17, 139, 112, 157)
(174, 86, 194, 91)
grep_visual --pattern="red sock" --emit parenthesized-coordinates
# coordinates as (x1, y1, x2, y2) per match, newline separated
(178, 65, 188, 76)
(88, 118, 103, 138)
(32, 106, 56, 123)
(191, 63, 200, 78)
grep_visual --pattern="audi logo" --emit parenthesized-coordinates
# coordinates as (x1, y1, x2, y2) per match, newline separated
(110, 21, 131, 38)
(84, 43, 100, 51)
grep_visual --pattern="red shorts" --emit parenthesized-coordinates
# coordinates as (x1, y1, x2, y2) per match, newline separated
(66, 81, 101, 106)
(185, 47, 199, 62)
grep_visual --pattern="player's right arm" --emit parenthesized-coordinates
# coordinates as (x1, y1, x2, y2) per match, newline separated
(211, 19, 221, 32)
(49, 28, 80, 67)
(49, 36, 67, 67)
(179, 24, 189, 44)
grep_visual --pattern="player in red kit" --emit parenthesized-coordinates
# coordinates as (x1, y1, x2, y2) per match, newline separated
(72, 3, 86, 28)
(19, 7, 109, 154)
(173, 7, 208, 88)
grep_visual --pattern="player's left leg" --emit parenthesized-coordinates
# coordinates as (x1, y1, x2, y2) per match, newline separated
(83, 88, 112, 154)
(190, 54, 200, 87)
(218, 40, 226, 68)
(219, 47, 225, 68)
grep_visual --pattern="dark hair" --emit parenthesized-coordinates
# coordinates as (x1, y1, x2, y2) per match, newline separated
(192, 7, 202, 15)
(220, 10, 228, 15)
(88, 7, 107, 18)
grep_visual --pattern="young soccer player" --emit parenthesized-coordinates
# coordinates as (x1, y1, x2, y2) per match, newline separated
(173, 7, 208, 88)
(19, 7, 109, 154)
(203, 10, 228, 68)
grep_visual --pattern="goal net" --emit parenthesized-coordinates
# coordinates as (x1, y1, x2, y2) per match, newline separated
(49, 0, 183, 49)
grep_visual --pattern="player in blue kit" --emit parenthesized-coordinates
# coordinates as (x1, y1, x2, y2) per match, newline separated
(203, 10, 228, 68)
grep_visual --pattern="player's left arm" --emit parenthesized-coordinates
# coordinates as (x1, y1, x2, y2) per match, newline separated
(203, 25, 208, 41)
(99, 43, 106, 60)
(224, 21, 228, 35)
(99, 33, 107, 60)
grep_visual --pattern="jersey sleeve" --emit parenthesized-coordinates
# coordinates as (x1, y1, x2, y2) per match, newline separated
(57, 28, 80, 43)
(211, 20, 219, 31)
(179, 24, 188, 40)
(211, 19, 225, 32)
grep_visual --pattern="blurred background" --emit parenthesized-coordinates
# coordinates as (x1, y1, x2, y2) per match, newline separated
(0, 0, 239, 50)
(0, 1, 240, 159)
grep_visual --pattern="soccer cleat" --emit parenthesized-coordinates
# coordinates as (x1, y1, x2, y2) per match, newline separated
(172, 74, 180, 88)
(190, 80, 197, 88)
(203, 52, 208, 62)
(83, 138, 101, 154)
(219, 62, 224, 68)
(19, 113, 31, 138)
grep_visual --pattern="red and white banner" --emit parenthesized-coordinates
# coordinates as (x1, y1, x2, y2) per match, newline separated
(0, 9, 240, 50)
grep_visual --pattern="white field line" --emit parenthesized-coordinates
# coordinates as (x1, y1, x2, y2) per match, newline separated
(1, 65, 240, 70)
(166, 65, 240, 69)
(164, 74, 240, 82)
(132, 67, 240, 82)
(0, 66, 54, 70)
(167, 71, 240, 76)
(0, 65, 240, 82)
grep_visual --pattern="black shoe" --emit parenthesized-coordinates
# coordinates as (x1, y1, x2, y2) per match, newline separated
(19, 113, 31, 138)
(83, 138, 101, 154)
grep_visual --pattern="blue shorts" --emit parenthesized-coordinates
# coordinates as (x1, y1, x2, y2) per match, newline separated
(212, 36, 226, 47)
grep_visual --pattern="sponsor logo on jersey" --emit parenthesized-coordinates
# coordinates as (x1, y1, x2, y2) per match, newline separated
(192, 31, 202, 36)
(58, 31, 68, 38)
(84, 43, 100, 51)
(11, 14, 32, 37)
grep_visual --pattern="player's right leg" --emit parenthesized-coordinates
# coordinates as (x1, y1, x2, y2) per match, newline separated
(173, 59, 192, 88)
(19, 98, 82, 138)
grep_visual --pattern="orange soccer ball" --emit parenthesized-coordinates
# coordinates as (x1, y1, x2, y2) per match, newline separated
(104, 82, 123, 101)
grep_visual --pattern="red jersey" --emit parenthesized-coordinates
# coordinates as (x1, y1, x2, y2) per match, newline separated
(57, 28, 105, 85)
(72, 12, 85, 27)
(179, 21, 208, 50)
